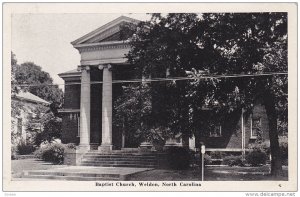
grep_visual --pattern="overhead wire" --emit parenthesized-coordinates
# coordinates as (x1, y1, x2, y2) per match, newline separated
(12, 72, 288, 87)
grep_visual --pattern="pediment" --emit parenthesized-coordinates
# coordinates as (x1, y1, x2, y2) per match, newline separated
(71, 16, 140, 46)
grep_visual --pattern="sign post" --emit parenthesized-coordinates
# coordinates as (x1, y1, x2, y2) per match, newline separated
(201, 145, 205, 181)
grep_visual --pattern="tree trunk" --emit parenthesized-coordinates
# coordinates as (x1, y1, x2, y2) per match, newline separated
(263, 91, 283, 177)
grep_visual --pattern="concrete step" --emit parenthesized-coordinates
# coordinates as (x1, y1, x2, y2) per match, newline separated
(83, 155, 156, 160)
(82, 156, 156, 160)
(81, 157, 157, 161)
(80, 151, 160, 168)
(26, 170, 121, 178)
(80, 162, 157, 168)
(23, 174, 119, 181)
(84, 153, 157, 157)
(21, 166, 153, 181)
(89, 149, 140, 153)
(80, 160, 157, 165)
(121, 148, 139, 152)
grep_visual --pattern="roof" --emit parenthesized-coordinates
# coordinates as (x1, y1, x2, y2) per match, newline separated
(58, 69, 81, 79)
(71, 16, 140, 46)
(15, 91, 50, 105)
(60, 16, 141, 80)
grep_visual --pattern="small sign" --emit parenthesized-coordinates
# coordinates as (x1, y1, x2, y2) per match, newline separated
(201, 145, 205, 154)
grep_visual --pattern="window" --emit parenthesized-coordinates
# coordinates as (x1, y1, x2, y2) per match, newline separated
(251, 117, 262, 139)
(209, 125, 222, 137)
(17, 118, 22, 135)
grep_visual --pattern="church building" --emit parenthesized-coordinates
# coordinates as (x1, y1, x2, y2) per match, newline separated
(58, 16, 270, 156)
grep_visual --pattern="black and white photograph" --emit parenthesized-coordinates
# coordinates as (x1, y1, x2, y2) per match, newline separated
(3, 3, 297, 192)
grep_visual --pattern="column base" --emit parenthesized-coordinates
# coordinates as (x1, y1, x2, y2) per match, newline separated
(90, 143, 99, 150)
(65, 145, 90, 166)
(77, 144, 91, 151)
(98, 144, 114, 152)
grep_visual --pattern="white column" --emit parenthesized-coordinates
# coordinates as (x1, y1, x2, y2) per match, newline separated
(98, 64, 113, 151)
(78, 65, 90, 150)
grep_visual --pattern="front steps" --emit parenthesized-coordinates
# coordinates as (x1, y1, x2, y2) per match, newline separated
(80, 151, 159, 168)
(21, 166, 152, 181)
(22, 170, 120, 181)
(20, 150, 161, 181)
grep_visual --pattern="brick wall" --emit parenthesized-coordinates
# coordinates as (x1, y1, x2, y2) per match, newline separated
(90, 67, 103, 146)
(61, 79, 81, 144)
(196, 110, 242, 149)
(61, 68, 104, 146)
(196, 103, 269, 149)
(63, 81, 80, 109)
(245, 103, 270, 146)
(61, 113, 80, 144)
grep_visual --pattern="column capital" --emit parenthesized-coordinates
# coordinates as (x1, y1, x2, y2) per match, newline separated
(77, 65, 90, 72)
(98, 64, 112, 71)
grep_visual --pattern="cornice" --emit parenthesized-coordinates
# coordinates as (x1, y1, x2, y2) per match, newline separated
(80, 58, 128, 65)
(58, 72, 81, 79)
(75, 41, 131, 53)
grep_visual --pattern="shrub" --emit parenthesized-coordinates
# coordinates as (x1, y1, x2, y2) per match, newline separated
(11, 146, 17, 160)
(34, 143, 65, 164)
(209, 151, 225, 159)
(222, 155, 244, 167)
(246, 150, 267, 166)
(189, 150, 197, 164)
(204, 154, 212, 165)
(65, 143, 77, 150)
(248, 141, 270, 154)
(16, 141, 36, 155)
(166, 147, 190, 170)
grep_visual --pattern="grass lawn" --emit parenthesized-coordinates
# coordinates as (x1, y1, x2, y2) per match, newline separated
(12, 158, 288, 181)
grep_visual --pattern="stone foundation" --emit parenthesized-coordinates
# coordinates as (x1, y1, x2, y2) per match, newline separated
(63, 148, 88, 166)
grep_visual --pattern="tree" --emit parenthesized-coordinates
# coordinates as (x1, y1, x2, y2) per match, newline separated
(197, 13, 287, 176)
(11, 52, 24, 145)
(113, 83, 163, 145)
(125, 13, 287, 176)
(11, 53, 64, 145)
(26, 104, 62, 146)
(14, 62, 63, 104)
(11, 52, 18, 94)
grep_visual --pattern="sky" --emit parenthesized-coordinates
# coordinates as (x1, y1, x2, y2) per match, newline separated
(11, 13, 151, 89)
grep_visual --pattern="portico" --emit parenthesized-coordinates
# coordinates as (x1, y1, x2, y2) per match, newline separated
(58, 16, 195, 152)
(77, 64, 114, 151)
(58, 16, 140, 151)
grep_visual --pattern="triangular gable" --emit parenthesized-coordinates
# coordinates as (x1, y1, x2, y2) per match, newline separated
(71, 16, 140, 46)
